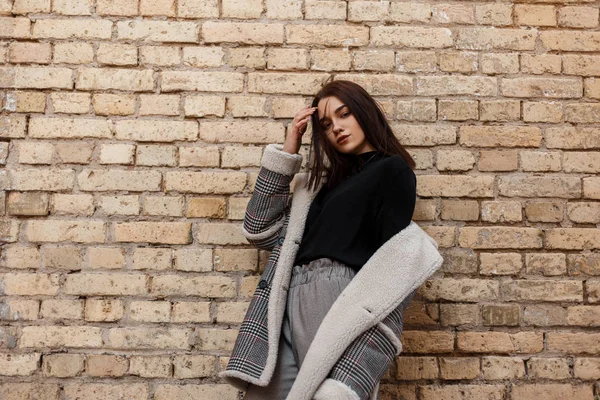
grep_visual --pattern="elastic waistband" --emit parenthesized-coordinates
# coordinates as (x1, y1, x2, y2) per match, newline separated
(290, 257, 355, 288)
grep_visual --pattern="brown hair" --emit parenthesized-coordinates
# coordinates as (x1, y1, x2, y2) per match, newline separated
(305, 79, 416, 192)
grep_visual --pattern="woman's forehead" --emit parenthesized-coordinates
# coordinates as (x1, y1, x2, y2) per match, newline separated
(317, 96, 344, 117)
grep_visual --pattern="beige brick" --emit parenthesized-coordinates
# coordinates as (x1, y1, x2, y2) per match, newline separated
(20, 325, 102, 348)
(461, 126, 541, 147)
(482, 304, 520, 326)
(240, 276, 260, 297)
(546, 228, 600, 250)
(195, 328, 237, 351)
(40, 299, 83, 320)
(96, 0, 137, 15)
(441, 199, 478, 221)
(389, 2, 431, 23)
(65, 273, 147, 296)
(182, 46, 223, 68)
(559, 6, 598, 28)
(178, 0, 218, 18)
(439, 357, 479, 380)
(140, 45, 180, 66)
(0, 115, 27, 138)
(85, 299, 124, 322)
(248, 72, 329, 95)
(173, 354, 215, 378)
(64, 383, 149, 400)
(226, 47, 265, 69)
(129, 356, 172, 378)
(78, 169, 161, 192)
(502, 77, 582, 98)
(116, 19, 198, 42)
(0, 353, 40, 376)
(396, 100, 437, 122)
(184, 95, 226, 117)
(139, 94, 179, 116)
(310, 49, 351, 71)
(214, 248, 257, 272)
(8, 169, 74, 191)
(154, 384, 238, 400)
(520, 150, 561, 172)
(187, 197, 227, 218)
(93, 93, 136, 116)
(30, 117, 111, 139)
(438, 248, 477, 274)
(481, 201, 521, 223)
(457, 332, 543, 353)
(372, 26, 452, 48)
(270, 98, 306, 119)
(393, 125, 455, 146)
(179, 146, 219, 167)
(77, 67, 153, 91)
(98, 195, 140, 216)
(568, 306, 600, 327)
(433, 3, 474, 24)
(132, 248, 172, 270)
(585, 77, 600, 99)
(42, 354, 84, 377)
(438, 100, 478, 121)
(203, 21, 282, 45)
(27, 220, 105, 243)
(216, 302, 249, 324)
(53, 0, 92, 15)
(50, 92, 90, 114)
(226, 96, 267, 118)
(502, 280, 583, 302)
(515, 5, 557, 26)
(227, 197, 249, 220)
(521, 54, 561, 75)
(524, 305, 568, 327)
(512, 384, 594, 400)
(305, 1, 346, 20)
(498, 176, 580, 198)
(459, 227, 542, 249)
(417, 175, 494, 197)
(418, 76, 497, 97)
(287, 24, 368, 47)
(267, 48, 307, 71)
(565, 103, 600, 123)
(142, 196, 184, 217)
(222, 145, 262, 168)
(174, 248, 211, 272)
(54, 42, 94, 64)
(33, 19, 111, 40)
(87, 247, 126, 269)
(86, 355, 128, 377)
(0, 143, 8, 164)
(525, 201, 564, 223)
(99, 143, 135, 165)
(2, 245, 40, 269)
(106, 327, 191, 349)
(9, 42, 51, 64)
(0, 273, 58, 295)
(151, 275, 235, 298)
(0, 299, 36, 321)
(42, 245, 82, 270)
(136, 145, 177, 167)
(568, 202, 600, 224)
(16, 141, 52, 164)
(222, 0, 262, 18)
(7, 192, 49, 216)
(408, 149, 433, 170)
(396, 357, 438, 380)
(166, 171, 246, 194)
(439, 52, 478, 73)
(0, 383, 60, 399)
(481, 53, 519, 74)
(13, 0, 51, 13)
(401, 331, 454, 353)
(584, 177, 600, 199)
(349, 1, 389, 22)
(568, 254, 600, 276)
(456, 28, 537, 51)
(480, 253, 522, 276)
(396, 51, 437, 73)
(574, 358, 600, 379)
(115, 120, 196, 142)
(51, 194, 94, 215)
(172, 301, 210, 323)
(115, 222, 191, 244)
(162, 70, 243, 92)
(130, 301, 170, 323)
(419, 278, 499, 302)
(334, 74, 412, 96)
(266, 0, 302, 19)
(0, 219, 17, 243)
(475, 4, 512, 25)
(548, 332, 600, 354)
(96, 43, 137, 66)
(482, 356, 525, 380)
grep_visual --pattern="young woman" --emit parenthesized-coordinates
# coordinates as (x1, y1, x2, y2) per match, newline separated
(220, 80, 443, 400)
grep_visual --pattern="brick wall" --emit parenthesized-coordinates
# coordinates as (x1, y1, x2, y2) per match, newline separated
(1, 0, 599, 399)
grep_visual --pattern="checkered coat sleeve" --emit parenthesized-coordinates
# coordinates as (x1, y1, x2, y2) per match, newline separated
(315, 289, 418, 400)
(242, 144, 303, 251)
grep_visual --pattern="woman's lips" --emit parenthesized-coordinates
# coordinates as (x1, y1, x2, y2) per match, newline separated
(337, 135, 349, 144)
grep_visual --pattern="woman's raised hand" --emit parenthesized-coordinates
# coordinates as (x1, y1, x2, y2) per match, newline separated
(283, 105, 317, 155)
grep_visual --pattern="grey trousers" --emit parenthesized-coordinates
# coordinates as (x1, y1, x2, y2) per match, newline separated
(244, 257, 356, 400)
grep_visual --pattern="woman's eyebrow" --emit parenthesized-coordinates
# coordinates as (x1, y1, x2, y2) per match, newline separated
(319, 104, 347, 123)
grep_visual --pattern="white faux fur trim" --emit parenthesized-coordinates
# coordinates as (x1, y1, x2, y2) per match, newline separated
(261, 143, 303, 175)
(314, 378, 361, 400)
(241, 213, 285, 241)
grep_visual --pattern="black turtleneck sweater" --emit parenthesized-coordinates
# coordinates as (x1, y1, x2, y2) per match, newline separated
(293, 150, 417, 272)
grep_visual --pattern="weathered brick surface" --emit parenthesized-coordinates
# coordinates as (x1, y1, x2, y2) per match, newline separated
(0, 4, 595, 397)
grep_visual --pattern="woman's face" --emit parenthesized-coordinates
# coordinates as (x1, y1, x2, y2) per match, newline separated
(317, 96, 375, 155)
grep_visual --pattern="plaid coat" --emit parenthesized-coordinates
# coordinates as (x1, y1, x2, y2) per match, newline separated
(220, 143, 443, 400)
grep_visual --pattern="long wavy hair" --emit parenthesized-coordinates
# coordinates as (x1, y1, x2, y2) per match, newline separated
(305, 79, 416, 193)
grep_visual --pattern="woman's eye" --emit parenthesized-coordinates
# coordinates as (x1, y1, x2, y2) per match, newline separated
(341, 112, 349, 118)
